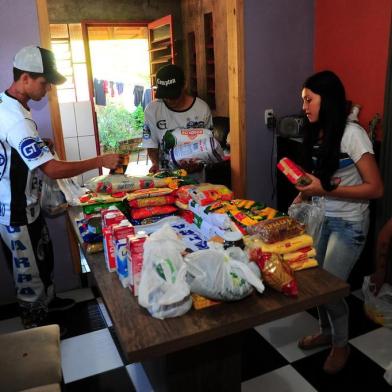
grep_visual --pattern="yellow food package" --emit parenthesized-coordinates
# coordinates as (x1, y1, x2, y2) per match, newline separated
(286, 257, 318, 271)
(282, 247, 316, 262)
(192, 294, 221, 310)
(245, 234, 313, 254)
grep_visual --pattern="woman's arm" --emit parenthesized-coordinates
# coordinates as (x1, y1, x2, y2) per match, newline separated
(296, 153, 384, 200)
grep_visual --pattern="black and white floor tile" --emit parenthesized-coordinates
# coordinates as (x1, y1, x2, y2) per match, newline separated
(0, 286, 391, 391)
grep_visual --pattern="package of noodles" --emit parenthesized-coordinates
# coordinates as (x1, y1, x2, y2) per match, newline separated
(127, 187, 173, 201)
(188, 184, 233, 206)
(249, 248, 298, 297)
(244, 234, 313, 255)
(286, 258, 318, 271)
(128, 195, 176, 208)
(247, 216, 305, 243)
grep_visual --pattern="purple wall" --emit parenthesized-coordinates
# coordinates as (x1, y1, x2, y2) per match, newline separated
(0, 0, 79, 304)
(244, 0, 314, 206)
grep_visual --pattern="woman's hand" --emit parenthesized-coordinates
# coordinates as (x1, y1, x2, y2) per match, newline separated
(295, 173, 326, 198)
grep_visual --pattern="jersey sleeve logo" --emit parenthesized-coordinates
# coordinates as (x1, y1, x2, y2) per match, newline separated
(143, 124, 151, 140)
(0, 141, 7, 181)
(19, 137, 48, 160)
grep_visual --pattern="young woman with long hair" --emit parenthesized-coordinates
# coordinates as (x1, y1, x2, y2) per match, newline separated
(294, 70, 383, 374)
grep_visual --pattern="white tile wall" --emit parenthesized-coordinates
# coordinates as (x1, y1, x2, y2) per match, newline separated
(63, 137, 80, 161)
(74, 101, 95, 136)
(59, 103, 77, 138)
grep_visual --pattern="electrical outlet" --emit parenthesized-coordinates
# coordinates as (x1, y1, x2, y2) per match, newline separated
(265, 109, 274, 126)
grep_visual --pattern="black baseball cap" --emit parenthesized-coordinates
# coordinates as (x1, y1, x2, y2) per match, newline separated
(155, 64, 185, 99)
(13, 45, 66, 85)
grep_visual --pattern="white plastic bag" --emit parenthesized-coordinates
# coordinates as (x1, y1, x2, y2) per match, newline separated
(362, 275, 392, 328)
(288, 196, 325, 247)
(138, 224, 192, 319)
(40, 175, 68, 216)
(184, 246, 264, 301)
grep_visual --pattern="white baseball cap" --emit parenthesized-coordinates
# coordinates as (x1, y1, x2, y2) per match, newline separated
(13, 45, 66, 85)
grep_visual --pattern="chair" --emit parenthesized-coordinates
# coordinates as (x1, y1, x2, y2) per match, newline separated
(0, 325, 62, 392)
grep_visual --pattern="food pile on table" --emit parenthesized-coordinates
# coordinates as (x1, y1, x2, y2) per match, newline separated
(72, 171, 319, 319)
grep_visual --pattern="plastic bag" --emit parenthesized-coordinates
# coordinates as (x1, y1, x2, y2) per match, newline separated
(362, 275, 392, 328)
(184, 246, 264, 301)
(138, 224, 192, 319)
(246, 216, 305, 243)
(40, 175, 68, 216)
(288, 196, 325, 247)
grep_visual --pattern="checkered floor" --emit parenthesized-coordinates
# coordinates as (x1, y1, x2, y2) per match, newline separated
(0, 286, 391, 391)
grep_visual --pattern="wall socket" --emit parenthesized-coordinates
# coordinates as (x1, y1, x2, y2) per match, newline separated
(264, 109, 274, 126)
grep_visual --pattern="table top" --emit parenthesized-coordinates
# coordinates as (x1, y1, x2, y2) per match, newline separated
(68, 208, 350, 363)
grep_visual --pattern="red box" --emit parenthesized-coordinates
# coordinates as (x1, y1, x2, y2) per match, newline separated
(103, 227, 117, 272)
(101, 208, 124, 228)
(127, 233, 147, 296)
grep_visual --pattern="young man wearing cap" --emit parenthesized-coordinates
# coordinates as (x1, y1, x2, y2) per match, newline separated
(0, 45, 122, 329)
(142, 64, 213, 177)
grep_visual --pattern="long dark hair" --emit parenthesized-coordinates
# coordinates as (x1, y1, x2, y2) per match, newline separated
(301, 70, 347, 191)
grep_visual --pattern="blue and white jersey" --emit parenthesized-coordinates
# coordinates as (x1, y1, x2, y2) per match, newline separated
(0, 91, 53, 225)
(313, 122, 374, 220)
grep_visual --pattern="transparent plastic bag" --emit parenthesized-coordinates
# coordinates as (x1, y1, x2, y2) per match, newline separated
(184, 246, 265, 301)
(40, 174, 68, 216)
(138, 224, 192, 319)
(288, 196, 325, 247)
(362, 275, 392, 328)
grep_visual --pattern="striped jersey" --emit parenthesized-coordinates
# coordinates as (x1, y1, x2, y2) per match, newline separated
(0, 91, 53, 225)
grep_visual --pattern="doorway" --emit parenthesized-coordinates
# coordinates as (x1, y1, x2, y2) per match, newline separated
(84, 23, 151, 176)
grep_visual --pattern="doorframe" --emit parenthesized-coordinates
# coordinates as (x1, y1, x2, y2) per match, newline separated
(226, 0, 246, 198)
(36, 0, 66, 160)
(37, 0, 246, 198)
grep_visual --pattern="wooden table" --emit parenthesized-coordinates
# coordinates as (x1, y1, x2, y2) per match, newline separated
(68, 208, 350, 391)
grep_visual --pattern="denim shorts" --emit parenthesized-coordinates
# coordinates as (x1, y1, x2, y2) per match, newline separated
(316, 211, 370, 281)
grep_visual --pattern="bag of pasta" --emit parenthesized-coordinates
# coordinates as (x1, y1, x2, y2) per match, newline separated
(248, 248, 298, 297)
(247, 216, 305, 243)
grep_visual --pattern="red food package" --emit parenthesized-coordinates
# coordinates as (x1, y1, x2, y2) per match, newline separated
(249, 248, 298, 297)
(277, 157, 312, 186)
(130, 205, 178, 220)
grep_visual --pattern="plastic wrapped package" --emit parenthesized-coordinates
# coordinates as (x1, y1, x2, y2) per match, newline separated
(247, 216, 305, 243)
(130, 205, 178, 220)
(244, 234, 313, 255)
(85, 174, 169, 194)
(127, 187, 173, 201)
(188, 184, 233, 206)
(248, 248, 298, 297)
(184, 246, 264, 301)
(128, 195, 176, 208)
(170, 137, 225, 167)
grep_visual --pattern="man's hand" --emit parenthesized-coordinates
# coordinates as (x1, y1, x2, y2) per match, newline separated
(149, 163, 159, 173)
(100, 154, 122, 170)
(179, 159, 203, 174)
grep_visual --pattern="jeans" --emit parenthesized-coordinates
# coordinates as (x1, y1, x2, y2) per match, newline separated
(316, 211, 369, 346)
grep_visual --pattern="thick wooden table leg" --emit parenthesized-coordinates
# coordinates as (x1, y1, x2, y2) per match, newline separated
(142, 333, 242, 392)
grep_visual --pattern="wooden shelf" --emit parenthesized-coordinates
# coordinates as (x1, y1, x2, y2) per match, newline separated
(149, 45, 169, 53)
(151, 55, 172, 64)
(150, 35, 171, 44)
